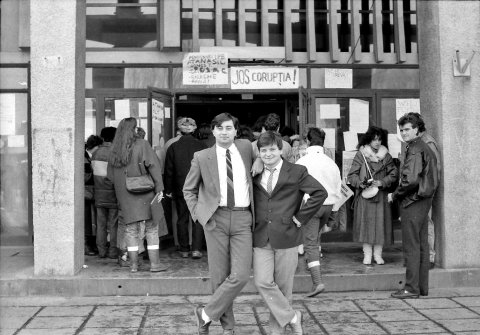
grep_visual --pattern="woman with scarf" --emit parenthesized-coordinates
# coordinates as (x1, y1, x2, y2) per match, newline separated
(348, 126, 398, 265)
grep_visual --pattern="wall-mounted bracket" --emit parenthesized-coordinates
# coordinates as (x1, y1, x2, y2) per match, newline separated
(453, 50, 476, 77)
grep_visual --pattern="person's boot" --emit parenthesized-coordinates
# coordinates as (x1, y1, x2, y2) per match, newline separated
(128, 250, 139, 272)
(373, 244, 385, 264)
(305, 265, 325, 297)
(363, 243, 372, 265)
(147, 248, 169, 272)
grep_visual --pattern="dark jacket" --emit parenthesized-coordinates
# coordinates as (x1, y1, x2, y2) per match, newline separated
(91, 142, 117, 208)
(253, 160, 327, 249)
(165, 134, 207, 196)
(393, 138, 438, 208)
(107, 138, 163, 224)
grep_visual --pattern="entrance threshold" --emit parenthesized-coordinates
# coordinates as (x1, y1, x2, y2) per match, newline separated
(2, 244, 480, 296)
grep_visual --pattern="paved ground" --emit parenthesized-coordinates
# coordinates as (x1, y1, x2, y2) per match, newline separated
(1, 288, 480, 335)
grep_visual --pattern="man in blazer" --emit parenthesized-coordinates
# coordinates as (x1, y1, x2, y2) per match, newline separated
(183, 113, 260, 335)
(253, 131, 327, 334)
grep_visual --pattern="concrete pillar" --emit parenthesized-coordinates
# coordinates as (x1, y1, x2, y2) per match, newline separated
(417, 1, 480, 268)
(30, 0, 85, 275)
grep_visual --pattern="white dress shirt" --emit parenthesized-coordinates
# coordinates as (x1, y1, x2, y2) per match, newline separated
(296, 145, 341, 206)
(260, 159, 283, 193)
(216, 144, 250, 207)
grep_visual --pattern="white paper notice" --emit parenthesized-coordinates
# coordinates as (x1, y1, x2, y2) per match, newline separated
(396, 99, 420, 120)
(325, 68, 353, 88)
(319, 104, 340, 119)
(109, 120, 120, 128)
(349, 99, 369, 133)
(388, 134, 402, 159)
(323, 128, 336, 149)
(7, 135, 24, 147)
(138, 102, 148, 117)
(164, 107, 171, 119)
(342, 151, 357, 183)
(343, 131, 358, 151)
(114, 99, 130, 120)
(0, 94, 16, 135)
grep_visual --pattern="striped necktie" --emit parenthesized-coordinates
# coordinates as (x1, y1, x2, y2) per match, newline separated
(267, 167, 276, 195)
(226, 148, 235, 208)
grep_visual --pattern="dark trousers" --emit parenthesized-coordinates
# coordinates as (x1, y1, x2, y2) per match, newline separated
(175, 196, 205, 252)
(401, 198, 432, 295)
(161, 196, 174, 236)
(304, 205, 333, 264)
(96, 207, 118, 255)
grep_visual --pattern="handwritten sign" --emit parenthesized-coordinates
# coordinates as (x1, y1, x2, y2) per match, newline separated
(325, 68, 353, 88)
(183, 53, 228, 85)
(230, 67, 299, 90)
(396, 99, 420, 120)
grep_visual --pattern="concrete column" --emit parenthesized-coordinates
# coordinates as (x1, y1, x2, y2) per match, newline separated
(30, 0, 85, 275)
(417, 1, 480, 268)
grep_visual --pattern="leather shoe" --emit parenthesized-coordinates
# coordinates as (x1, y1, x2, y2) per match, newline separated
(194, 305, 211, 335)
(391, 289, 419, 299)
(306, 283, 325, 298)
(192, 251, 203, 259)
(289, 310, 303, 335)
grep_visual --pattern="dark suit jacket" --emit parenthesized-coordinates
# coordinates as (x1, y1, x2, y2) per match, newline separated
(164, 134, 207, 196)
(183, 139, 255, 231)
(253, 160, 328, 249)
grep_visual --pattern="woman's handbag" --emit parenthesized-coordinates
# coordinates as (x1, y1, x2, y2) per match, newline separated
(125, 167, 154, 193)
(360, 151, 379, 199)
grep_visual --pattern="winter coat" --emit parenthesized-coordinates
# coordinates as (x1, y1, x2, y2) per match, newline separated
(107, 138, 164, 224)
(348, 145, 398, 245)
(91, 142, 117, 208)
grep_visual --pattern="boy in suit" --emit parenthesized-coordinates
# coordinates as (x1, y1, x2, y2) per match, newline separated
(253, 131, 327, 334)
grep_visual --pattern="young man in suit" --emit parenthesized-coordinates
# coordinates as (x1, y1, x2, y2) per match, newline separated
(253, 131, 327, 334)
(183, 113, 260, 335)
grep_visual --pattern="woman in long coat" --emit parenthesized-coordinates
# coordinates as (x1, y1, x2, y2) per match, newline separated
(107, 117, 168, 273)
(348, 126, 398, 265)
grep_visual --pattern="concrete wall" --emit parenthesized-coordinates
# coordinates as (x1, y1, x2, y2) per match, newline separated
(30, 0, 86, 275)
(417, 0, 480, 268)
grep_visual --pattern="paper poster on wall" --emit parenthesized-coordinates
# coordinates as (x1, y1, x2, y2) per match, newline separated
(114, 99, 130, 120)
(109, 120, 120, 128)
(333, 181, 354, 211)
(138, 102, 148, 117)
(183, 52, 229, 85)
(230, 67, 299, 90)
(342, 151, 357, 184)
(396, 98, 420, 120)
(323, 128, 336, 149)
(388, 134, 402, 158)
(319, 104, 340, 119)
(152, 99, 164, 124)
(164, 107, 171, 119)
(7, 135, 24, 148)
(325, 68, 353, 88)
(0, 94, 16, 135)
(343, 131, 358, 151)
(349, 99, 369, 133)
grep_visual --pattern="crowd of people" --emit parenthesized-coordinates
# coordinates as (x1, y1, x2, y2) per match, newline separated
(84, 111, 439, 334)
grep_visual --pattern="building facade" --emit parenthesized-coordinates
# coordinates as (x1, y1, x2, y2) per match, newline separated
(0, 0, 479, 275)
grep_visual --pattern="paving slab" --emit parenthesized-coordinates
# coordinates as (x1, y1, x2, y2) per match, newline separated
(37, 306, 94, 317)
(312, 311, 371, 323)
(405, 298, 462, 309)
(379, 320, 448, 334)
(366, 309, 428, 322)
(142, 314, 196, 329)
(0, 307, 41, 318)
(78, 329, 138, 335)
(321, 322, 387, 335)
(354, 298, 412, 311)
(147, 303, 193, 316)
(436, 318, 480, 332)
(25, 316, 85, 329)
(0, 317, 31, 330)
(453, 296, 480, 307)
(17, 330, 77, 335)
(93, 305, 146, 316)
(418, 307, 480, 320)
(304, 299, 360, 312)
(84, 315, 143, 328)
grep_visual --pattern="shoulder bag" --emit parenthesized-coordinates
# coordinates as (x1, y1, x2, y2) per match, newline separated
(125, 164, 154, 193)
(360, 151, 379, 199)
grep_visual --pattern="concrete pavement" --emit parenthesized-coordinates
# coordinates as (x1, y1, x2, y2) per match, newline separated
(1, 288, 480, 334)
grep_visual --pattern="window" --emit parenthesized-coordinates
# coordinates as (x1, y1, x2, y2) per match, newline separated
(86, 0, 158, 49)
(86, 67, 169, 89)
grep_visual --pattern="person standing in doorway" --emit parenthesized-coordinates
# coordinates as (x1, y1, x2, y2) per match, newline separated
(252, 113, 294, 163)
(253, 131, 327, 334)
(391, 113, 438, 299)
(165, 117, 207, 259)
(183, 113, 260, 335)
(296, 127, 341, 297)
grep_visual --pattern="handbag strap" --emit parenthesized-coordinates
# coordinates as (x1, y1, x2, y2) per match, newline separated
(360, 150, 374, 179)
(124, 163, 149, 177)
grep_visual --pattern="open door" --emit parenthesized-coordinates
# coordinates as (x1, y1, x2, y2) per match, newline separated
(147, 87, 175, 153)
(298, 86, 310, 136)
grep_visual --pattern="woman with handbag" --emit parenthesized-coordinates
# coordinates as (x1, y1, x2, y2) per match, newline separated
(348, 126, 398, 265)
(107, 117, 168, 273)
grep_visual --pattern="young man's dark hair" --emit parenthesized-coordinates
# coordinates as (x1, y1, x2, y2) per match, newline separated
(100, 127, 116, 142)
(85, 135, 103, 150)
(211, 112, 239, 130)
(257, 131, 283, 150)
(307, 128, 326, 147)
(398, 113, 422, 130)
(406, 112, 426, 132)
(263, 113, 281, 131)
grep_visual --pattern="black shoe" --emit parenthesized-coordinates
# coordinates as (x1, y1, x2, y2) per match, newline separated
(194, 305, 211, 335)
(429, 262, 435, 270)
(84, 244, 97, 256)
(391, 289, 419, 299)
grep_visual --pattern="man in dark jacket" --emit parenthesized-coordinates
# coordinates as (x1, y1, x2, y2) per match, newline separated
(253, 131, 327, 334)
(92, 127, 118, 258)
(165, 117, 207, 259)
(391, 113, 438, 299)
